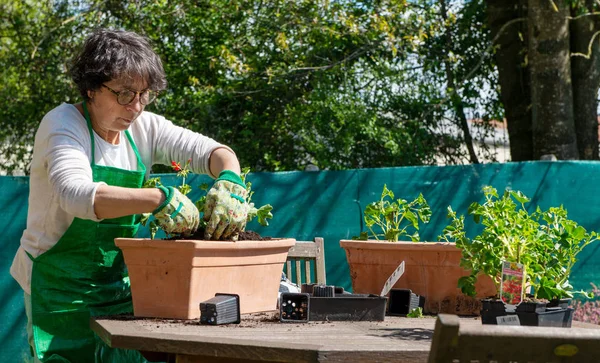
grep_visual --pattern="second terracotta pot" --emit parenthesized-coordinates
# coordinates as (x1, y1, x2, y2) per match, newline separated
(340, 240, 496, 315)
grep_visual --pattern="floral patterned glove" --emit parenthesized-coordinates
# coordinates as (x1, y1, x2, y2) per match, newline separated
(204, 170, 248, 241)
(153, 185, 200, 236)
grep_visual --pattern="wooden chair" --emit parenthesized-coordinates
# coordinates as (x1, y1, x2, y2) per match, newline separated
(428, 314, 600, 363)
(285, 237, 326, 285)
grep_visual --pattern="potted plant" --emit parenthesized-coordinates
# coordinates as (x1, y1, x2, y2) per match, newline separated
(340, 185, 496, 315)
(115, 163, 295, 320)
(440, 185, 598, 326)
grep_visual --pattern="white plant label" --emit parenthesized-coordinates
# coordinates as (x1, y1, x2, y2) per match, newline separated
(496, 315, 520, 326)
(380, 261, 405, 296)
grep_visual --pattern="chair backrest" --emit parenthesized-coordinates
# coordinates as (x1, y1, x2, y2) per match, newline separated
(428, 314, 600, 363)
(285, 237, 326, 285)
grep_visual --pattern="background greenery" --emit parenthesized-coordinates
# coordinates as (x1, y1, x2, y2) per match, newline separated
(1, 0, 599, 175)
(0, 0, 505, 174)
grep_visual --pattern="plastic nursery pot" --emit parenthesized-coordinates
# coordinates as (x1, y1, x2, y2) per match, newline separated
(480, 299, 506, 312)
(516, 301, 547, 313)
(387, 289, 425, 316)
(547, 298, 572, 309)
(200, 293, 241, 325)
(516, 307, 566, 327)
(312, 285, 336, 297)
(280, 293, 310, 322)
(563, 307, 575, 328)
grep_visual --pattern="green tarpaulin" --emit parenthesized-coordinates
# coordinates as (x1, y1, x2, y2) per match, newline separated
(2, 161, 600, 360)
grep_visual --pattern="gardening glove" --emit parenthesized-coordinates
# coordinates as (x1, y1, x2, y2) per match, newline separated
(204, 170, 248, 241)
(153, 185, 200, 236)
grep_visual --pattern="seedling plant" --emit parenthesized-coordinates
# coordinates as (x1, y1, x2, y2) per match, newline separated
(353, 184, 431, 242)
(440, 185, 598, 301)
(141, 161, 273, 239)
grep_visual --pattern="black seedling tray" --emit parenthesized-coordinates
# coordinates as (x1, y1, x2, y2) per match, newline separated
(309, 294, 387, 321)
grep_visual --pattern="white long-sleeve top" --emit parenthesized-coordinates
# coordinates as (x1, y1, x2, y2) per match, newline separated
(10, 103, 232, 294)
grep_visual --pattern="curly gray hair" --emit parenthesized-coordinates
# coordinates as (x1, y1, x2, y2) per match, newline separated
(70, 28, 167, 100)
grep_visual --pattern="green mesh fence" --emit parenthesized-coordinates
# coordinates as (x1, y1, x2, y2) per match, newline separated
(3, 161, 600, 360)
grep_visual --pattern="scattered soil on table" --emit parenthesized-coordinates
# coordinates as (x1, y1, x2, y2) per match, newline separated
(98, 311, 281, 327)
(167, 227, 273, 241)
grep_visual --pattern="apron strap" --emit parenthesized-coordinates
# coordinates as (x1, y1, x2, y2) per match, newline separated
(82, 101, 146, 175)
(82, 101, 96, 166)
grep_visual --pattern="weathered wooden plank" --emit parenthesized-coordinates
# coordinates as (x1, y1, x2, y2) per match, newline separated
(304, 259, 311, 283)
(91, 315, 438, 362)
(427, 313, 459, 363)
(91, 314, 600, 363)
(429, 314, 600, 363)
(314, 238, 326, 284)
(286, 261, 292, 279)
(295, 260, 301, 285)
(287, 243, 318, 258)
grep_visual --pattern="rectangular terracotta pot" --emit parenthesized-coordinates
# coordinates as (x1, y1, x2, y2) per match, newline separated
(339, 240, 497, 315)
(115, 238, 296, 319)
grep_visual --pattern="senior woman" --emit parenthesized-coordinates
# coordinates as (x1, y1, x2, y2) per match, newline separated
(10, 28, 249, 362)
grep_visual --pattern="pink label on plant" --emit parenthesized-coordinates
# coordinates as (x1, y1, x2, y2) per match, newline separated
(500, 261, 525, 305)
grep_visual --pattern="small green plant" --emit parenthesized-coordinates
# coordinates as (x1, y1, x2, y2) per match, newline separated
(353, 184, 431, 242)
(141, 163, 273, 239)
(406, 307, 423, 318)
(440, 185, 598, 301)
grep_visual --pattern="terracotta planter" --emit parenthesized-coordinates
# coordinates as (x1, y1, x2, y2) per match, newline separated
(115, 238, 296, 319)
(340, 240, 496, 315)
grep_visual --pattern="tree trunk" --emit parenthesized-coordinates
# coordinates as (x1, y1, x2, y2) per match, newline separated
(441, 0, 479, 164)
(570, 0, 600, 160)
(528, 0, 578, 159)
(486, 0, 534, 161)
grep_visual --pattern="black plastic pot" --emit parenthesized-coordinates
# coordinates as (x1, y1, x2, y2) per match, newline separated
(200, 293, 241, 325)
(516, 307, 566, 327)
(386, 289, 425, 316)
(547, 298, 572, 309)
(313, 285, 336, 297)
(280, 293, 310, 322)
(563, 307, 574, 328)
(516, 301, 547, 313)
(481, 303, 572, 327)
(481, 299, 506, 312)
(301, 283, 317, 294)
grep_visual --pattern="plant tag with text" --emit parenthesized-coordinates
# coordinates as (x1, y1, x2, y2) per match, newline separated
(500, 261, 525, 305)
(380, 261, 405, 297)
(496, 314, 520, 326)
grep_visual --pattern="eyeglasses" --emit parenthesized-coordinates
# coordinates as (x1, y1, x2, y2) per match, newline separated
(102, 84, 159, 105)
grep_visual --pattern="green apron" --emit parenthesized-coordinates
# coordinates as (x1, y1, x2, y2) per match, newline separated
(28, 102, 148, 363)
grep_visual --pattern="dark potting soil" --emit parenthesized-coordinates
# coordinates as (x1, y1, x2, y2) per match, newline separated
(166, 227, 273, 241)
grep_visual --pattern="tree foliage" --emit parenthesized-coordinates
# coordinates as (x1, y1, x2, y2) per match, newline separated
(1, 0, 507, 174)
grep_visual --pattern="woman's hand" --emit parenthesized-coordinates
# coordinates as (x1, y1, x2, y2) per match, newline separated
(153, 186, 200, 235)
(203, 170, 248, 241)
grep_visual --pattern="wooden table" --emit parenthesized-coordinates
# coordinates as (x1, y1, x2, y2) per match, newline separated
(90, 312, 598, 363)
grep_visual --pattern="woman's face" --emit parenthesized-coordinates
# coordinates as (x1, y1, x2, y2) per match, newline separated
(87, 77, 148, 133)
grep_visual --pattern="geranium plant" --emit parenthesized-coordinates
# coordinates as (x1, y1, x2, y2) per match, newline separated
(141, 162, 273, 239)
(353, 184, 431, 242)
(440, 185, 598, 301)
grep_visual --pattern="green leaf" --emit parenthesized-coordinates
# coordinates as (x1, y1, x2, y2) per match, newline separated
(406, 307, 423, 318)
(509, 190, 530, 204)
(256, 204, 274, 226)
